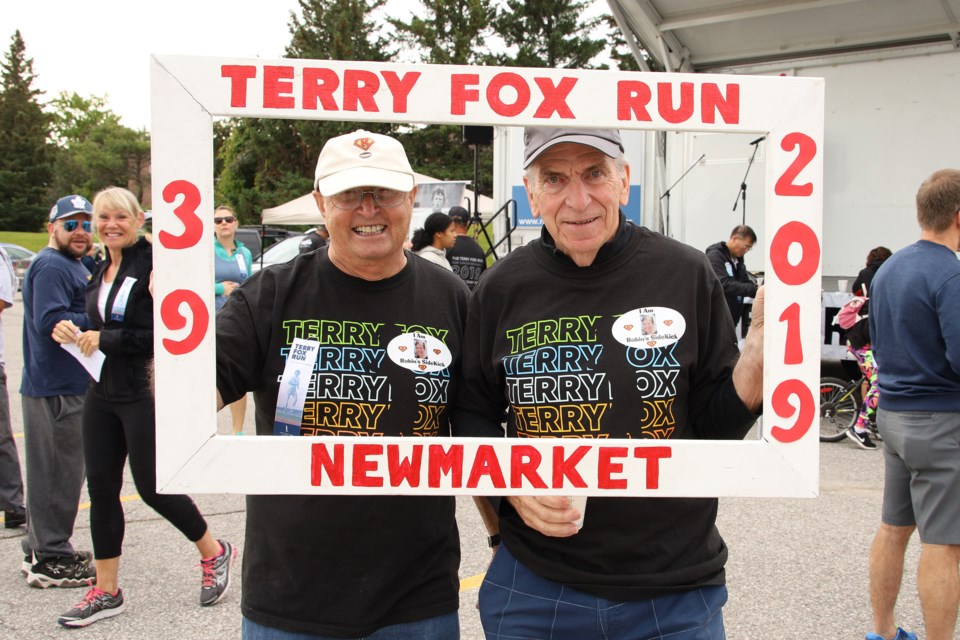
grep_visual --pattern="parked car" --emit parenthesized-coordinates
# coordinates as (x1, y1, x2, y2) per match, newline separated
(0, 242, 37, 290)
(250, 234, 306, 273)
(235, 225, 298, 261)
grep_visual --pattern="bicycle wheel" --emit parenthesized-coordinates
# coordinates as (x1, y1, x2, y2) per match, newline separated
(819, 377, 858, 442)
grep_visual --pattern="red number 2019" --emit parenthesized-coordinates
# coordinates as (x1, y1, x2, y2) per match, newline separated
(771, 132, 818, 442)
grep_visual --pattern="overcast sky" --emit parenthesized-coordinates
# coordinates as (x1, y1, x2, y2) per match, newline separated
(2, 1, 611, 132)
(1, 0, 305, 130)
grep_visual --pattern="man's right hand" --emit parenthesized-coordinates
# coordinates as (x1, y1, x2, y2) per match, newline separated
(506, 495, 581, 538)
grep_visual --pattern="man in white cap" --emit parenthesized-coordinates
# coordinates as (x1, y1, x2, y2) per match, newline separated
(454, 127, 765, 639)
(19, 195, 97, 588)
(215, 130, 469, 638)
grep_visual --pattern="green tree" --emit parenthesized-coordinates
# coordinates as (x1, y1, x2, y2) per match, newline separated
(603, 15, 658, 72)
(387, 0, 496, 197)
(47, 92, 151, 202)
(0, 30, 53, 231)
(216, 0, 396, 222)
(388, 0, 497, 65)
(492, 0, 605, 69)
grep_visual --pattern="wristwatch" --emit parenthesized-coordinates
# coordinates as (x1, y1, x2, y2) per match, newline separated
(487, 533, 501, 548)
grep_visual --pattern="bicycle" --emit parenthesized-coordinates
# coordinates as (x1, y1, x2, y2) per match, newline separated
(819, 375, 864, 442)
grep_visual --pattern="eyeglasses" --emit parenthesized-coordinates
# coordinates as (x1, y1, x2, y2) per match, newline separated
(60, 220, 92, 233)
(330, 188, 406, 210)
(214, 216, 236, 224)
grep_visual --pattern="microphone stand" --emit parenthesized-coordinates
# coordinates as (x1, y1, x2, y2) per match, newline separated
(732, 138, 764, 226)
(659, 153, 705, 237)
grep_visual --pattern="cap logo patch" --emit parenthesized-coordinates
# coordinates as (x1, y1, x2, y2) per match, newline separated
(71, 195, 87, 210)
(354, 137, 374, 151)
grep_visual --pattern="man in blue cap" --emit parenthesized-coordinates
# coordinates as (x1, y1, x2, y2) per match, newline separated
(19, 195, 97, 588)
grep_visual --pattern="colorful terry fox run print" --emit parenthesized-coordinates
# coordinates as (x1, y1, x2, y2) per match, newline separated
(267, 319, 454, 438)
(214, 250, 467, 636)
(503, 306, 687, 440)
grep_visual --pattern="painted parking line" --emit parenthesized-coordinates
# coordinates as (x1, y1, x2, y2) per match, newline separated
(460, 573, 484, 591)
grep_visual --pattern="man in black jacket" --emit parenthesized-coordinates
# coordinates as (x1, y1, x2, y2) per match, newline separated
(445, 206, 486, 290)
(706, 225, 758, 327)
(454, 127, 765, 640)
(215, 130, 468, 638)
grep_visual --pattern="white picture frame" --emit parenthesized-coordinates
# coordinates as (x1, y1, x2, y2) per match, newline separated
(151, 56, 823, 497)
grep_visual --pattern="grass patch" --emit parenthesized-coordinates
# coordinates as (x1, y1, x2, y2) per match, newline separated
(0, 231, 47, 253)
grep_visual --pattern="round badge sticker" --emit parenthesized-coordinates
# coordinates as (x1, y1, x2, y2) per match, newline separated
(387, 332, 453, 373)
(612, 307, 686, 349)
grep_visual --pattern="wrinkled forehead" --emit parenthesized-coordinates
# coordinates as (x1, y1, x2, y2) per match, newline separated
(531, 143, 618, 179)
(535, 142, 612, 166)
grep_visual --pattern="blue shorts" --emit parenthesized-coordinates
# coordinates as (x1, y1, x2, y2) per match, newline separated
(241, 612, 459, 640)
(878, 408, 960, 544)
(479, 544, 727, 640)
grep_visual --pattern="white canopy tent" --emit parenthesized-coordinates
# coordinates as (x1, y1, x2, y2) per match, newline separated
(261, 172, 497, 225)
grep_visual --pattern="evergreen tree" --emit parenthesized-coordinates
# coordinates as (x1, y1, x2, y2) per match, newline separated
(216, 0, 396, 221)
(603, 15, 658, 72)
(0, 30, 53, 231)
(388, 0, 496, 65)
(492, 0, 605, 69)
(387, 0, 496, 197)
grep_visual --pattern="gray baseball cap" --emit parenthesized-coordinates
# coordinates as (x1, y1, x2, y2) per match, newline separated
(523, 127, 624, 169)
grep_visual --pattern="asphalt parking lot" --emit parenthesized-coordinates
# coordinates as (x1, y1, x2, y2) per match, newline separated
(0, 293, 925, 639)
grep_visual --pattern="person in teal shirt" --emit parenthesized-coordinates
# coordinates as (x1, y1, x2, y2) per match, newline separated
(213, 205, 253, 434)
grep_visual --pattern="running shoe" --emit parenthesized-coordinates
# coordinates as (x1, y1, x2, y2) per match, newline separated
(58, 585, 125, 627)
(865, 627, 917, 640)
(199, 539, 236, 606)
(847, 426, 878, 450)
(26, 552, 96, 588)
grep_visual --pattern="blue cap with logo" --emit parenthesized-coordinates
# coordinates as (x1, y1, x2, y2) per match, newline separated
(50, 195, 93, 222)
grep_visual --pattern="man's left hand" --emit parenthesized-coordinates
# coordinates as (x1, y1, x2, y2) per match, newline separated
(733, 285, 763, 412)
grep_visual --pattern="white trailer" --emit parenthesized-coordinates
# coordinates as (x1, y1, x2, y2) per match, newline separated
(491, 52, 959, 287)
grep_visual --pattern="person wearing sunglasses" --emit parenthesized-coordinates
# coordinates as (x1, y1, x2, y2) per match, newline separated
(212, 205, 252, 435)
(19, 195, 97, 591)
(213, 206, 252, 311)
(52, 187, 236, 628)
(215, 129, 468, 639)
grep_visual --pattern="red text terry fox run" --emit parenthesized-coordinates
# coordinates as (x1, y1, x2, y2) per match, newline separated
(220, 65, 740, 125)
(311, 443, 673, 491)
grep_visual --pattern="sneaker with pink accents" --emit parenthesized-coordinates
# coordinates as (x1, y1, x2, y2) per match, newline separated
(199, 539, 237, 606)
(58, 585, 125, 627)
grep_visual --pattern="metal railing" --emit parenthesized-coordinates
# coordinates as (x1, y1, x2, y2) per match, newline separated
(469, 198, 519, 262)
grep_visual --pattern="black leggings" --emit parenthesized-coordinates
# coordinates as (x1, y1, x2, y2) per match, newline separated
(82, 393, 208, 559)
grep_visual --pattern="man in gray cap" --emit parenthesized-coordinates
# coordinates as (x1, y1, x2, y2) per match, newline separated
(445, 205, 486, 290)
(454, 127, 765, 638)
(215, 130, 468, 638)
(20, 195, 97, 587)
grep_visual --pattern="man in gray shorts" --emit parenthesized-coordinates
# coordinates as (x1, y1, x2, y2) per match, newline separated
(866, 168, 960, 640)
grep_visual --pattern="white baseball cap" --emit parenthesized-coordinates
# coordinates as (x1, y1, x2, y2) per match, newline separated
(314, 129, 415, 196)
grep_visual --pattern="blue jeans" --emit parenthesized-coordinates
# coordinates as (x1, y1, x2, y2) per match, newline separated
(480, 545, 727, 640)
(241, 612, 459, 640)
